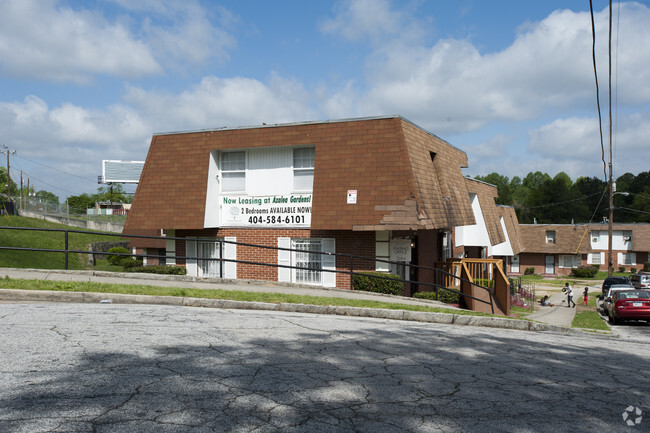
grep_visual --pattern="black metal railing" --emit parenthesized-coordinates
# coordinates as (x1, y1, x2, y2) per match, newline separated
(0, 226, 498, 314)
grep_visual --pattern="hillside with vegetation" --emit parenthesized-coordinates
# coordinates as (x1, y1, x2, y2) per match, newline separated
(0, 215, 120, 270)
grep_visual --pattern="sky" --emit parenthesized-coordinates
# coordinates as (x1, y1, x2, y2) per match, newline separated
(1, 0, 649, 200)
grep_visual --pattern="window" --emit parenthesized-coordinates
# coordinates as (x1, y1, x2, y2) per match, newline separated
(619, 252, 636, 266)
(221, 151, 245, 192)
(293, 147, 315, 191)
(559, 255, 581, 268)
(545, 231, 556, 244)
(623, 231, 632, 242)
(588, 253, 602, 265)
(591, 231, 600, 243)
(293, 239, 322, 285)
(375, 231, 390, 272)
(442, 231, 452, 261)
(278, 237, 335, 287)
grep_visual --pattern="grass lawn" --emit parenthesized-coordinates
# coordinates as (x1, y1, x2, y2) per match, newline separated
(0, 216, 118, 270)
(0, 276, 502, 317)
(572, 294, 610, 331)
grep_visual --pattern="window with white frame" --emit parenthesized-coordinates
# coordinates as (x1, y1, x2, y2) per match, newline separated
(375, 231, 390, 272)
(293, 147, 315, 191)
(623, 230, 633, 243)
(442, 231, 452, 261)
(221, 151, 246, 192)
(546, 231, 556, 244)
(278, 237, 336, 287)
(588, 252, 603, 265)
(619, 252, 636, 266)
(559, 255, 581, 268)
(591, 231, 600, 243)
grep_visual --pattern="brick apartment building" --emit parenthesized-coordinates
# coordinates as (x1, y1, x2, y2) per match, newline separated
(123, 115, 492, 293)
(513, 223, 650, 276)
(124, 116, 476, 288)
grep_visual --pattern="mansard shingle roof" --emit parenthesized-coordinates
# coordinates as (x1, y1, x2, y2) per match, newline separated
(124, 116, 476, 232)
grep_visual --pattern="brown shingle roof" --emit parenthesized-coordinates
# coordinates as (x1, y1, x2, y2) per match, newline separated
(519, 223, 650, 254)
(519, 224, 593, 254)
(124, 116, 476, 232)
(498, 205, 523, 255)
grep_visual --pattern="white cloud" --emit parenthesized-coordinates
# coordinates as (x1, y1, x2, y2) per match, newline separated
(123, 74, 317, 132)
(321, 0, 406, 44)
(0, 0, 162, 83)
(326, 2, 650, 136)
(0, 0, 238, 84)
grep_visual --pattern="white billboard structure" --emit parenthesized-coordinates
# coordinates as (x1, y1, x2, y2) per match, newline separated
(100, 160, 144, 184)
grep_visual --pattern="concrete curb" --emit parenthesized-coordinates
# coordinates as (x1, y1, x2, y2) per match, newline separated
(0, 288, 585, 334)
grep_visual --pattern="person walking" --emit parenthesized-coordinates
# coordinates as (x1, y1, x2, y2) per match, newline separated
(565, 282, 576, 308)
(582, 287, 589, 306)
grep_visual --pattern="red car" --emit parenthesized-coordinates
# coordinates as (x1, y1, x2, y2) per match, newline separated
(608, 290, 650, 325)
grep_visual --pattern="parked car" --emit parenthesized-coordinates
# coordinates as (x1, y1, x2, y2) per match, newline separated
(607, 290, 650, 325)
(601, 276, 630, 295)
(630, 273, 650, 290)
(599, 284, 635, 316)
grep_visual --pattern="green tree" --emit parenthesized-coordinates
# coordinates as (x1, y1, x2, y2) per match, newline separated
(66, 193, 95, 215)
(474, 173, 513, 205)
(96, 184, 131, 204)
(574, 176, 607, 222)
(35, 190, 59, 206)
(0, 167, 19, 200)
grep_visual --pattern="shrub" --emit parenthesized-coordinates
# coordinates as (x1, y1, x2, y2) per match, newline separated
(107, 247, 130, 266)
(352, 272, 402, 296)
(414, 289, 461, 304)
(618, 266, 626, 273)
(524, 267, 535, 275)
(631, 268, 637, 274)
(128, 265, 187, 275)
(120, 257, 143, 270)
(571, 265, 598, 278)
(474, 278, 495, 288)
(644, 262, 650, 272)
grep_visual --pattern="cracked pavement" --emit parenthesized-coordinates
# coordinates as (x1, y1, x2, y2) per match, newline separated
(1, 302, 649, 432)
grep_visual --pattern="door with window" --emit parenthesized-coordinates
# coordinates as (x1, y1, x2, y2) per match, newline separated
(511, 255, 520, 273)
(545, 255, 555, 274)
(293, 239, 322, 285)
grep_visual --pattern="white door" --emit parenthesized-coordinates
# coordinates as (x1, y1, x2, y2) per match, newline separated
(545, 255, 555, 274)
(511, 255, 520, 273)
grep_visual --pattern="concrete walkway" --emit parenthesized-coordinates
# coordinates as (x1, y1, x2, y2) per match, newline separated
(0, 268, 584, 334)
(527, 290, 578, 328)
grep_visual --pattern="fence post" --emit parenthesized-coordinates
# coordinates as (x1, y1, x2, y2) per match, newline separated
(349, 255, 354, 290)
(64, 230, 69, 270)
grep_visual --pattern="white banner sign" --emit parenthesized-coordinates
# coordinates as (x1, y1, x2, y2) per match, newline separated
(220, 194, 312, 227)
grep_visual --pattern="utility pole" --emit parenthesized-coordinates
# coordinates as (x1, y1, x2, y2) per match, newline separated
(0, 145, 17, 202)
(607, 0, 613, 277)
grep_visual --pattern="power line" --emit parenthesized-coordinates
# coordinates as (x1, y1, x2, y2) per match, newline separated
(515, 191, 604, 210)
(15, 155, 96, 182)
(589, 0, 607, 183)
